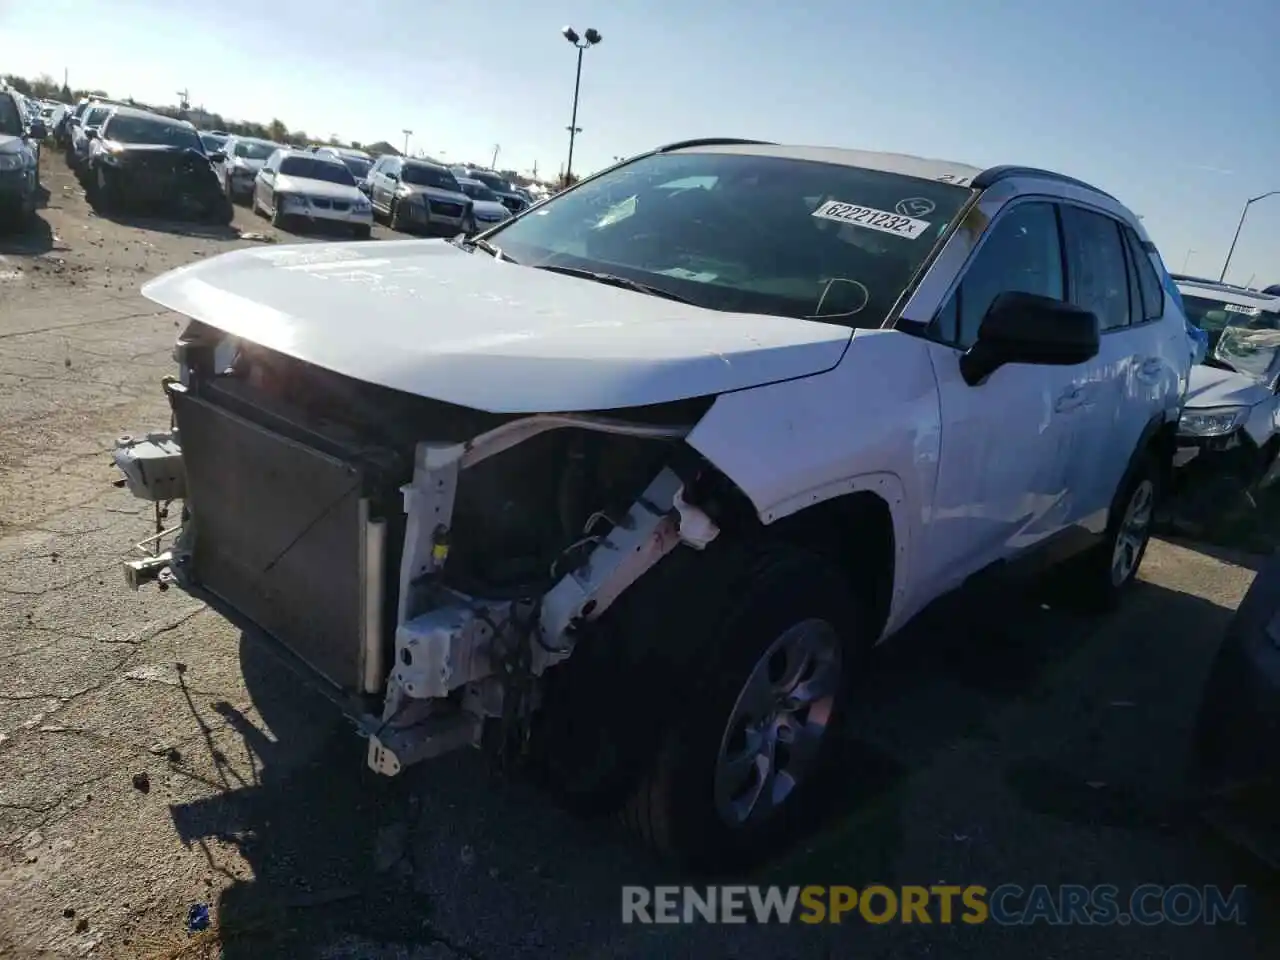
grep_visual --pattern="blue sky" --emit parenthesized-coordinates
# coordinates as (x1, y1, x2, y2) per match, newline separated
(3, 0, 1278, 285)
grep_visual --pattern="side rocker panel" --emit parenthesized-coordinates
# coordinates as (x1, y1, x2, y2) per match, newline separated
(685, 328, 944, 639)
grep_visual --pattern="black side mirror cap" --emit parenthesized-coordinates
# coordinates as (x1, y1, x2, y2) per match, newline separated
(960, 291, 1100, 386)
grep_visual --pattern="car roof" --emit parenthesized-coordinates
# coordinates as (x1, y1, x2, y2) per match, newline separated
(403, 157, 450, 170)
(322, 146, 371, 159)
(229, 135, 279, 146)
(280, 148, 344, 163)
(105, 106, 192, 125)
(1177, 279, 1280, 312)
(661, 141, 985, 187)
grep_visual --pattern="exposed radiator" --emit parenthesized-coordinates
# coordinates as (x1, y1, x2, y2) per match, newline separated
(171, 390, 386, 693)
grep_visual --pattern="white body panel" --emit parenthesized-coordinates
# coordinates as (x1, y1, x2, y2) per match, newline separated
(139, 239, 852, 413)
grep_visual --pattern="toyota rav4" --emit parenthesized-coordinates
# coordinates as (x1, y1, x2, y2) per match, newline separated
(112, 139, 1190, 868)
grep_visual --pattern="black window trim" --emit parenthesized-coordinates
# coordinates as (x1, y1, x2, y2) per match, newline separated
(1122, 225, 1165, 324)
(919, 195, 1068, 351)
(1057, 198, 1156, 336)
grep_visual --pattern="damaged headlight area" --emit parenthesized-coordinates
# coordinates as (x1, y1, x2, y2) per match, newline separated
(1179, 405, 1250, 438)
(112, 322, 727, 778)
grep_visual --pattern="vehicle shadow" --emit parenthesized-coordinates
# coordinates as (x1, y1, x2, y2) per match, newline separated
(91, 211, 242, 242)
(0, 204, 54, 255)
(167, 566, 1261, 959)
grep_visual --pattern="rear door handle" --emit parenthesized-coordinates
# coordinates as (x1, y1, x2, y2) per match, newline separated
(1055, 386, 1085, 412)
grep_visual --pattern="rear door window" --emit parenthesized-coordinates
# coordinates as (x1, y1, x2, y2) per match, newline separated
(1060, 206, 1131, 332)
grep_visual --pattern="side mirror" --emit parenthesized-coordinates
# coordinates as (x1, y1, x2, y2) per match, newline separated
(28, 121, 47, 139)
(208, 150, 226, 162)
(386, 171, 399, 182)
(84, 128, 98, 140)
(959, 291, 1100, 387)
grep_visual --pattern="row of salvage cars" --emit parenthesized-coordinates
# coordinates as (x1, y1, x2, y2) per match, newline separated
(110, 137, 1279, 869)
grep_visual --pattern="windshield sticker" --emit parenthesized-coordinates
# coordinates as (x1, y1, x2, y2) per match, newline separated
(658, 267, 718, 283)
(894, 197, 936, 218)
(936, 173, 972, 186)
(1224, 304, 1261, 316)
(811, 201, 931, 239)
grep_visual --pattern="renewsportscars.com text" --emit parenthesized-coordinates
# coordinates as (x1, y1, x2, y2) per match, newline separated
(621, 884, 1249, 926)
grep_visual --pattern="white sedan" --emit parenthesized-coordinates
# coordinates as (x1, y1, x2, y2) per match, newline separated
(252, 148, 372, 238)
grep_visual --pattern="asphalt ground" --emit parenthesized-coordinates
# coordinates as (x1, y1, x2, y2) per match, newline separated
(0, 150, 1276, 959)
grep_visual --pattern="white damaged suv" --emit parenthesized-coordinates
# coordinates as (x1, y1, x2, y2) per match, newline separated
(113, 139, 1189, 868)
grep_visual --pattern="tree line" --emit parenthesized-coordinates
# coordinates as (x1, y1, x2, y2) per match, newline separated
(2, 72, 364, 151)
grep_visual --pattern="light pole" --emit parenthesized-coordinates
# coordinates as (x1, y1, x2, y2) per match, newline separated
(402, 129, 413, 155)
(560, 25, 601, 183)
(491, 144, 500, 169)
(1220, 190, 1279, 282)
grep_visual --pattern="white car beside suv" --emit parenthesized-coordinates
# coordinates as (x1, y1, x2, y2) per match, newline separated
(1174, 278, 1280, 489)
(113, 139, 1188, 868)
(251, 148, 372, 238)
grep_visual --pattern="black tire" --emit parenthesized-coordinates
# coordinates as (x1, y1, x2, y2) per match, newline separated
(588, 541, 868, 871)
(91, 164, 115, 213)
(389, 200, 407, 233)
(270, 192, 288, 229)
(352, 223, 371, 240)
(1061, 449, 1160, 613)
(204, 193, 234, 226)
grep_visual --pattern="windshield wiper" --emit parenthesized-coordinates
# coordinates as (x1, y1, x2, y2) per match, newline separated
(449, 235, 517, 263)
(530, 264, 695, 305)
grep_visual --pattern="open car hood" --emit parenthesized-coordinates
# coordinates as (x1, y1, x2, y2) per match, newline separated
(140, 239, 852, 414)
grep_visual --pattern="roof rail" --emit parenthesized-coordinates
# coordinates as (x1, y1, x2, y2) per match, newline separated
(972, 165, 1115, 201)
(655, 138, 777, 153)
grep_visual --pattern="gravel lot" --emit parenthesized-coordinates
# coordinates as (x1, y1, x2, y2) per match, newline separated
(0, 152, 1278, 959)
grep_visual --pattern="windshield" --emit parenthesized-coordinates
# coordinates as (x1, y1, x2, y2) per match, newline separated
(484, 151, 969, 324)
(338, 155, 372, 178)
(85, 107, 110, 127)
(459, 181, 499, 202)
(279, 156, 356, 185)
(0, 95, 22, 136)
(200, 133, 228, 151)
(106, 115, 204, 150)
(234, 140, 278, 160)
(403, 163, 460, 190)
(1213, 311, 1280, 380)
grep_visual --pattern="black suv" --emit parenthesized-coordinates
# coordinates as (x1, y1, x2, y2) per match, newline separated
(85, 108, 232, 224)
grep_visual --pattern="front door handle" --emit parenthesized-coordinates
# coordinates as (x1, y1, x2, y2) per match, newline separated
(1138, 357, 1163, 380)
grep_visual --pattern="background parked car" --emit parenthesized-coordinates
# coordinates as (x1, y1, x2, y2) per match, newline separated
(252, 148, 372, 238)
(211, 135, 285, 204)
(313, 146, 374, 194)
(1173, 280, 1280, 498)
(198, 130, 230, 154)
(455, 177, 512, 233)
(0, 88, 41, 228)
(67, 102, 113, 176)
(85, 107, 232, 225)
(367, 155, 471, 235)
(450, 165, 528, 213)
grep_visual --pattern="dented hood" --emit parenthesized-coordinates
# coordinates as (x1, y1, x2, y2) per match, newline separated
(1185, 364, 1272, 410)
(140, 239, 852, 414)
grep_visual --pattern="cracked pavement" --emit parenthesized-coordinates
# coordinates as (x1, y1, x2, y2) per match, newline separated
(0, 152, 1278, 959)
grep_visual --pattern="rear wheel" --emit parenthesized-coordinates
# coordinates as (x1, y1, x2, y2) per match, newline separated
(1062, 450, 1159, 612)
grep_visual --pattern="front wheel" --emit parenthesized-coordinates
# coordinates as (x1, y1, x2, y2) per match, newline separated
(92, 165, 115, 212)
(204, 194, 234, 226)
(389, 200, 408, 233)
(352, 223, 371, 240)
(618, 544, 866, 870)
(270, 193, 288, 229)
